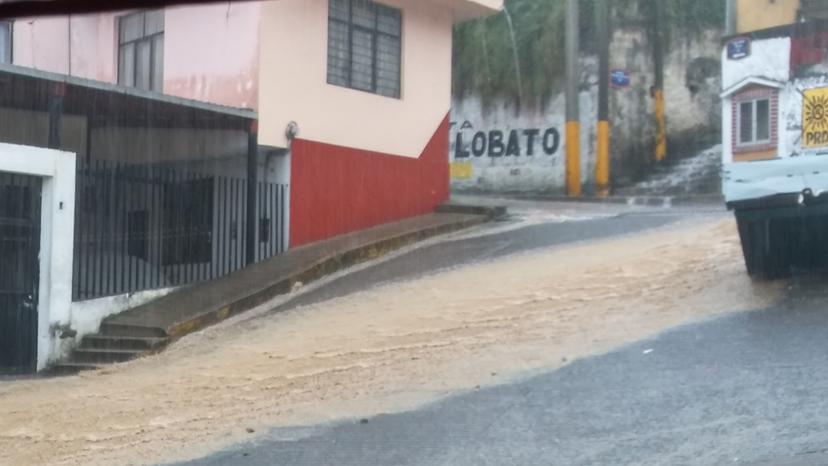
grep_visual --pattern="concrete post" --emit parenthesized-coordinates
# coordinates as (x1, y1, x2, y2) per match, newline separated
(596, 0, 611, 196)
(565, 0, 581, 196)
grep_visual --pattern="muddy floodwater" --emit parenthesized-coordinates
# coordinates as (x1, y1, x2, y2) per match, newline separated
(0, 217, 782, 465)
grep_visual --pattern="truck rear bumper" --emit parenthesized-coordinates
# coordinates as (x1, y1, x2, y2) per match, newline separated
(724, 156, 828, 209)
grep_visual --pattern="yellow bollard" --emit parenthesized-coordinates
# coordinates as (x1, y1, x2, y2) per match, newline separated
(566, 121, 581, 197)
(596, 120, 610, 196)
(655, 89, 666, 162)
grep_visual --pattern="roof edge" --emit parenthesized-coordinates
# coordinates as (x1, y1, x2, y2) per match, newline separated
(721, 77, 786, 98)
(0, 63, 257, 119)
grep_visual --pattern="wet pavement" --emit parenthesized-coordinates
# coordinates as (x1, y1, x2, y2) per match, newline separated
(172, 201, 828, 466)
(262, 202, 722, 314)
(182, 271, 828, 466)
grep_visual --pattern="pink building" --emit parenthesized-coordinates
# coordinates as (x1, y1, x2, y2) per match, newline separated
(8, 0, 501, 245)
(0, 0, 501, 373)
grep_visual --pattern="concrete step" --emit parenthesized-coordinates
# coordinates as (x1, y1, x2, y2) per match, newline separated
(47, 362, 101, 376)
(80, 335, 168, 352)
(70, 348, 145, 364)
(99, 323, 167, 338)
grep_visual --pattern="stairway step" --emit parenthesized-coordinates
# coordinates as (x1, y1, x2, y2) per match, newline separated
(99, 323, 167, 338)
(80, 335, 168, 351)
(70, 348, 145, 364)
(47, 362, 101, 376)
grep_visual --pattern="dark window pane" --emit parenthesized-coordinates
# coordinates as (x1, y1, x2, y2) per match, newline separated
(756, 99, 770, 141)
(376, 34, 400, 97)
(144, 9, 164, 35)
(136, 40, 152, 91)
(329, 0, 350, 21)
(119, 11, 164, 92)
(118, 43, 135, 87)
(162, 178, 213, 265)
(739, 101, 753, 144)
(0, 21, 11, 64)
(152, 35, 164, 92)
(351, 29, 374, 91)
(327, 0, 401, 98)
(327, 20, 350, 86)
(119, 12, 143, 43)
(352, 0, 377, 28)
(377, 6, 401, 36)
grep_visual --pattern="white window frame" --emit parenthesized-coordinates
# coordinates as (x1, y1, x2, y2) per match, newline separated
(117, 10, 164, 92)
(737, 97, 772, 146)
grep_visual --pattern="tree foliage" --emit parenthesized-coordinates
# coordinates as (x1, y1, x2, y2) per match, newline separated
(452, 0, 724, 106)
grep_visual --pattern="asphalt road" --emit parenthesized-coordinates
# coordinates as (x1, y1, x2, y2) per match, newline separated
(262, 203, 709, 314)
(179, 202, 828, 466)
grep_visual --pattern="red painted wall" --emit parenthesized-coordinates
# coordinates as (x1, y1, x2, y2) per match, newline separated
(290, 115, 450, 247)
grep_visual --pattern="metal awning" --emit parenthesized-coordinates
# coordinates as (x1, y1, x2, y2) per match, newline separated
(0, 63, 255, 130)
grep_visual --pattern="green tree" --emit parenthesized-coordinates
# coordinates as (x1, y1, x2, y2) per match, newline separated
(452, 0, 724, 107)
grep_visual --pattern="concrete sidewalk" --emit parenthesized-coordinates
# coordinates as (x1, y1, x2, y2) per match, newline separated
(104, 211, 493, 340)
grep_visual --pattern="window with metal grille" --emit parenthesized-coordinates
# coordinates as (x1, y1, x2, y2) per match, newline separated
(0, 21, 11, 64)
(118, 10, 164, 92)
(328, 0, 402, 98)
(162, 178, 213, 265)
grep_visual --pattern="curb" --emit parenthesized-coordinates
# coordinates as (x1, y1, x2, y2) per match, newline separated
(435, 203, 508, 219)
(483, 193, 725, 207)
(159, 214, 491, 340)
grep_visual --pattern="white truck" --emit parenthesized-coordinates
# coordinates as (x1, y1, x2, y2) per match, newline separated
(724, 156, 828, 279)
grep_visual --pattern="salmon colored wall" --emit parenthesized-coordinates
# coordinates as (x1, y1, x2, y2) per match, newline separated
(164, 3, 260, 109)
(13, 16, 71, 75)
(259, 0, 454, 158)
(11, 5, 259, 109)
(290, 115, 450, 247)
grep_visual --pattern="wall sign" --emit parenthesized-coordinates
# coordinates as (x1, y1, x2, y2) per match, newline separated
(727, 37, 751, 60)
(451, 121, 560, 159)
(610, 69, 631, 88)
(803, 87, 828, 148)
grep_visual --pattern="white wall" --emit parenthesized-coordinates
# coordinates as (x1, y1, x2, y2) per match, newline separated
(722, 37, 791, 91)
(0, 142, 76, 370)
(722, 96, 734, 164)
(780, 76, 828, 158)
(449, 92, 592, 193)
(452, 26, 722, 193)
(721, 36, 828, 162)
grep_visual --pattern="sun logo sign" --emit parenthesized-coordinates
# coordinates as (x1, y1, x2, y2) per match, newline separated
(804, 88, 828, 148)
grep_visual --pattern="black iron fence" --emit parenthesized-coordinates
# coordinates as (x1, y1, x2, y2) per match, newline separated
(72, 160, 287, 301)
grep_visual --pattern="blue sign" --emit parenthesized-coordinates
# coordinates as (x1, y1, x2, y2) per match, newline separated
(610, 69, 631, 88)
(727, 37, 751, 60)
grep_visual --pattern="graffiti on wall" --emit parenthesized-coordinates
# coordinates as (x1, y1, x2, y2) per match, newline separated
(451, 121, 561, 159)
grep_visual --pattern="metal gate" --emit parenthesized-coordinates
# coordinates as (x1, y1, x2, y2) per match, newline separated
(0, 172, 41, 374)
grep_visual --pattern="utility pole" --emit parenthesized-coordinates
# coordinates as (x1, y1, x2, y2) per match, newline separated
(653, 0, 666, 162)
(595, 0, 610, 196)
(565, 0, 581, 196)
(725, 0, 737, 36)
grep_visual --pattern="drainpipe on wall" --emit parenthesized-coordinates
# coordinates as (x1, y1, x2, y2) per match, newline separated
(245, 119, 258, 266)
(48, 82, 65, 149)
